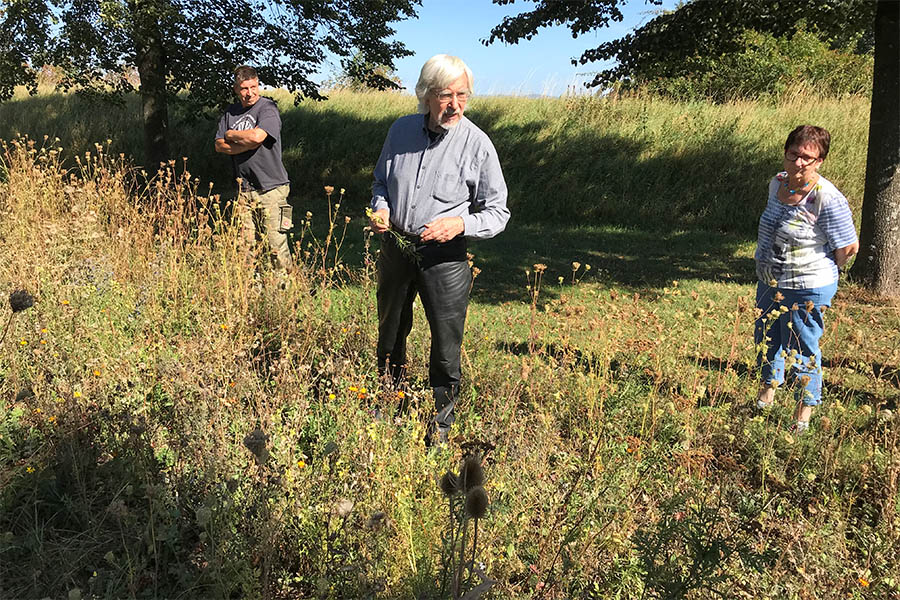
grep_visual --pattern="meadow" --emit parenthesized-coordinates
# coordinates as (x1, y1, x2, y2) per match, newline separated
(1, 89, 898, 599)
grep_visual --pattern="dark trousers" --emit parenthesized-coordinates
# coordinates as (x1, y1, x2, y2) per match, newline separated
(376, 233, 471, 432)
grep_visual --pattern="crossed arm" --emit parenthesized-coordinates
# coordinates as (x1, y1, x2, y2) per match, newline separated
(215, 128, 269, 155)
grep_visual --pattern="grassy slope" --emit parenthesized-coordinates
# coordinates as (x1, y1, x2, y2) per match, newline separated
(1, 91, 898, 599)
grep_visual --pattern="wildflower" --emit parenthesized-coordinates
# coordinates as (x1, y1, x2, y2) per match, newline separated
(220, 324, 227, 330)
(533, 263, 547, 273)
(93, 370, 101, 376)
(349, 386, 358, 392)
(305, 211, 312, 219)
(61, 299, 69, 305)
(440, 471, 459, 496)
(465, 486, 488, 519)
(858, 577, 869, 587)
(19, 339, 26, 346)
(558, 276, 564, 284)
(397, 390, 406, 399)
(41, 328, 47, 333)
(460, 456, 485, 491)
(297, 459, 307, 469)
(324, 186, 334, 195)
(9, 289, 34, 313)
(571, 262, 581, 271)
(48, 416, 57, 424)
(584, 264, 591, 271)
(328, 393, 336, 400)
(73, 391, 82, 398)
(26, 466, 35, 473)
(344, 216, 351, 224)
(774, 291, 784, 301)
(40, 340, 46, 345)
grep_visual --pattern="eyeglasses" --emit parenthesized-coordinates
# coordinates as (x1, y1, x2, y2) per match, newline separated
(434, 90, 469, 104)
(785, 151, 820, 166)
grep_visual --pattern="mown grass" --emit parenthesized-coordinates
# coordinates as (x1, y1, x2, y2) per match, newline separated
(1, 90, 898, 599)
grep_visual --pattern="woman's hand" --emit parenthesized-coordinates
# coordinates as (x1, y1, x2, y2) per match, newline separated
(834, 241, 860, 268)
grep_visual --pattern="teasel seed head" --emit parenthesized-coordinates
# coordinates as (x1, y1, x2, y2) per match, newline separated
(460, 456, 485, 491)
(9, 289, 35, 313)
(439, 471, 459, 496)
(465, 486, 488, 519)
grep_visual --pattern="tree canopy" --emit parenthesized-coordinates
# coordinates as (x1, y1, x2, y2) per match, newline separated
(484, 0, 875, 90)
(1, 0, 419, 165)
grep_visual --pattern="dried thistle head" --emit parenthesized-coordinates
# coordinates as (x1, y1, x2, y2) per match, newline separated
(464, 486, 488, 519)
(9, 290, 35, 313)
(324, 185, 334, 195)
(460, 456, 484, 491)
(332, 498, 354, 519)
(533, 263, 547, 273)
(439, 471, 459, 496)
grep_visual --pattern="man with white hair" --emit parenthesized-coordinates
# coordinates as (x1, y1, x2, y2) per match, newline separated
(369, 54, 510, 445)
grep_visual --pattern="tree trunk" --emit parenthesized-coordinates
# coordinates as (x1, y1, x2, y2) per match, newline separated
(133, 2, 170, 170)
(850, 0, 900, 296)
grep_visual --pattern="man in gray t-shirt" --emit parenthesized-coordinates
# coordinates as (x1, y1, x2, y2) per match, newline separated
(215, 65, 292, 269)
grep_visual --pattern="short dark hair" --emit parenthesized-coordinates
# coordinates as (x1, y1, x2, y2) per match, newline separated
(234, 65, 258, 86)
(784, 125, 831, 160)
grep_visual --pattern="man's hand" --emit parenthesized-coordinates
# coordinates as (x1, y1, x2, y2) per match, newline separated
(369, 208, 390, 233)
(421, 216, 464, 243)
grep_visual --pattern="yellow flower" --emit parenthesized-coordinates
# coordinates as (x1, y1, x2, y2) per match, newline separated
(297, 460, 307, 469)
(328, 393, 336, 400)
(93, 369, 101, 376)
(220, 324, 227, 330)
(41, 328, 48, 333)
(73, 391, 82, 398)
(858, 577, 869, 587)
(19, 339, 27, 346)
(26, 466, 35, 473)
(61, 299, 70, 305)
(349, 386, 358, 392)
(48, 416, 57, 424)
(40, 340, 47, 345)
(360, 387, 367, 394)
(397, 391, 406, 399)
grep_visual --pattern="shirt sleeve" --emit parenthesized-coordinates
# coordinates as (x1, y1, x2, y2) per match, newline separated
(371, 128, 393, 214)
(215, 112, 228, 140)
(818, 190, 858, 251)
(255, 100, 281, 142)
(460, 139, 509, 240)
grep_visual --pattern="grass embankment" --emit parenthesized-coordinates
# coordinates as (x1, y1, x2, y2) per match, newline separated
(1, 91, 898, 599)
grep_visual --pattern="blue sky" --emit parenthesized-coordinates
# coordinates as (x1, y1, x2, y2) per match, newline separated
(382, 0, 678, 96)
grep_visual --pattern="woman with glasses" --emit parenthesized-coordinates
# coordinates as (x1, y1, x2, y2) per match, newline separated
(754, 125, 859, 433)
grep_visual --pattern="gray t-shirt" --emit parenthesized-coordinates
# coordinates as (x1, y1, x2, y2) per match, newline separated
(216, 97, 290, 192)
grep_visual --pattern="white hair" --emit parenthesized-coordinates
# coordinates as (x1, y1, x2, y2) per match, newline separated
(415, 54, 473, 113)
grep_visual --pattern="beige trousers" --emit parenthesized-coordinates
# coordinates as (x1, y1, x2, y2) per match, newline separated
(239, 184, 292, 269)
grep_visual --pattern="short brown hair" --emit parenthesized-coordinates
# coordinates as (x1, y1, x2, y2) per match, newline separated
(784, 125, 831, 160)
(233, 65, 258, 86)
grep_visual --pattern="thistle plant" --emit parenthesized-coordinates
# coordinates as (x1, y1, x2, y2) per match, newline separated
(438, 455, 494, 600)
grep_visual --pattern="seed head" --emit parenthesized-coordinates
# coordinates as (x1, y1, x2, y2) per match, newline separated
(324, 186, 334, 195)
(332, 498, 354, 518)
(9, 290, 35, 313)
(464, 486, 488, 519)
(439, 471, 459, 496)
(460, 456, 485, 491)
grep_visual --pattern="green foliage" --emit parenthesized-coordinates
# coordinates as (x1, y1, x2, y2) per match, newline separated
(638, 28, 874, 102)
(1, 94, 898, 599)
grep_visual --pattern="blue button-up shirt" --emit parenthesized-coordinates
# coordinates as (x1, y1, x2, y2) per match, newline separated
(372, 113, 510, 240)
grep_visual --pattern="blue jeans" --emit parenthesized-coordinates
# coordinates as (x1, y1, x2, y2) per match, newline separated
(754, 281, 837, 406)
